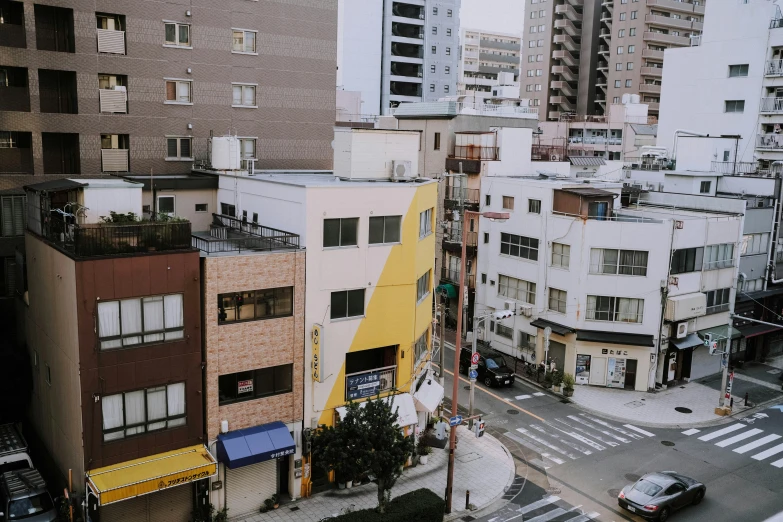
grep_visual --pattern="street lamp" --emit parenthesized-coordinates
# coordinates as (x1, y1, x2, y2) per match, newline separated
(445, 209, 509, 514)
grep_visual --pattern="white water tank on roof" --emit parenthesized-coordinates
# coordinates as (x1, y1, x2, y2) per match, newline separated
(212, 136, 241, 170)
(630, 94, 641, 104)
(621, 93, 631, 104)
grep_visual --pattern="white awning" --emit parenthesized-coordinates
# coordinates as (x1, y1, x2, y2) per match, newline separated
(336, 393, 418, 427)
(413, 374, 444, 413)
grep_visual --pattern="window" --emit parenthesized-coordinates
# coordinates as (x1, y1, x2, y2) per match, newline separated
(446, 47, 451, 55)
(239, 137, 256, 162)
(536, 69, 542, 76)
(499, 275, 536, 304)
(45, 364, 51, 385)
(615, 80, 621, 88)
(481, 273, 487, 284)
(501, 233, 539, 261)
(369, 216, 401, 245)
(619, 12, 626, 20)
(613, 96, 620, 103)
(323, 218, 358, 248)
(417, 271, 431, 302)
(195, 203, 208, 212)
(618, 29, 625, 37)
(444, 85, 449, 93)
(502, 196, 515, 210)
(433, 6, 438, 14)
(331, 289, 365, 319)
(616, 63, 623, 71)
(414, 331, 428, 363)
(218, 287, 293, 323)
(220, 202, 236, 217)
(419, 208, 433, 238)
(538, 25, 545, 32)
(627, 62, 634, 70)
(446, 28, 451, 37)
(552, 243, 570, 268)
(483, 232, 489, 244)
(590, 249, 648, 276)
(586, 295, 644, 323)
(548, 288, 567, 313)
(742, 277, 764, 293)
(447, 9, 453, 16)
(496, 323, 513, 340)
(631, 10, 637, 19)
(432, 26, 437, 35)
(705, 288, 731, 314)
(232, 29, 257, 53)
(430, 65, 436, 73)
(430, 84, 435, 92)
(445, 65, 450, 74)
(102, 382, 186, 441)
(699, 180, 711, 193)
(165, 80, 192, 103)
(166, 137, 192, 160)
(535, 84, 542, 91)
(157, 195, 175, 216)
(537, 54, 543, 61)
(628, 45, 635, 53)
(526, 85, 533, 92)
(670, 247, 704, 274)
(629, 28, 636, 36)
(218, 365, 293, 405)
(432, 45, 437, 54)
(519, 331, 536, 351)
(725, 100, 745, 113)
(539, 10, 545, 16)
(531, 11, 537, 18)
(537, 39, 543, 47)
(528, 55, 535, 63)
(617, 46, 624, 55)
(164, 22, 190, 47)
(528, 199, 541, 213)
(626, 79, 632, 87)
(1, 196, 26, 237)
(529, 41, 536, 48)
(485, 194, 491, 206)
(97, 294, 184, 350)
(530, 26, 537, 34)
(742, 233, 769, 255)
(232, 84, 256, 107)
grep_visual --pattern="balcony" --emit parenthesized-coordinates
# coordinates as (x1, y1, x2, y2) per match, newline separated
(442, 234, 477, 258)
(640, 66, 663, 78)
(553, 49, 578, 67)
(550, 96, 575, 112)
(645, 14, 696, 31)
(598, 45, 609, 56)
(97, 28, 125, 54)
(690, 35, 701, 46)
(554, 18, 580, 37)
(772, 18, 783, 30)
(480, 38, 521, 52)
(646, 102, 660, 112)
(710, 161, 778, 177)
(757, 134, 783, 150)
(555, 3, 583, 22)
(390, 61, 423, 79)
(597, 61, 609, 71)
(644, 31, 690, 46)
(0, 132, 33, 174)
(760, 97, 783, 114)
(554, 34, 580, 52)
(569, 136, 622, 145)
(642, 48, 665, 60)
(552, 64, 577, 82)
(391, 21, 424, 40)
(443, 186, 480, 211)
(391, 42, 424, 60)
(552, 80, 575, 96)
(441, 267, 476, 288)
(479, 52, 520, 65)
(639, 83, 662, 94)
(646, 0, 700, 14)
(345, 366, 396, 401)
(445, 157, 481, 174)
(0, 67, 30, 112)
(99, 88, 128, 113)
(191, 213, 300, 255)
(766, 60, 783, 77)
(101, 149, 129, 172)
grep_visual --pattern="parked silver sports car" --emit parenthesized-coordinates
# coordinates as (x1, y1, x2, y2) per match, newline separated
(617, 471, 706, 521)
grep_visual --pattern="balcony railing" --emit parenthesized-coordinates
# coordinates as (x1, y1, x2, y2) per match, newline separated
(192, 213, 300, 254)
(643, 31, 690, 46)
(760, 97, 783, 113)
(772, 18, 783, 29)
(101, 149, 129, 172)
(97, 29, 125, 54)
(345, 365, 396, 401)
(690, 35, 701, 46)
(767, 60, 783, 77)
(568, 136, 622, 145)
(454, 145, 498, 161)
(443, 186, 480, 204)
(642, 48, 664, 60)
(43, 220, 192, 257)
(639, 83, 662, 94)
(710, 161, 778, 177)
(441, 267, 476, 288)
(757, 134, 783, 150)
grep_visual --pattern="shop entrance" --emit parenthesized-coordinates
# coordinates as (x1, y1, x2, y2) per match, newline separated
(624, 359, 637, 389)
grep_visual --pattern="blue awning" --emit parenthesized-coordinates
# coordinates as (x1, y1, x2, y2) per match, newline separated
(217, 421, 296, 469)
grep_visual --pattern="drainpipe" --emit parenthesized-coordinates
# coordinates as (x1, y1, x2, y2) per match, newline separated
(671, 129, 708, 161)
(768, 162, 783, 283)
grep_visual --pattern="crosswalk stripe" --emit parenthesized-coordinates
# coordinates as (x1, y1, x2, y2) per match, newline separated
(527, 508, 567, 522)
(579, 414, 644, 439)
(567, 415, 631, 443)
(564, 513, 601, 522)
(682, 428, 701, 436)
(548, 422, 609, 451)
(531, 424, 594, 455)
(554, 418, 619, 447)
(698, 423, 746, 441)
(715, 428, 764, 448)
(751, 443, 783, 461)
(517, 428, 581, 459)
(734, 434, 782, 454)
(504, 431, 566, 464)
(771, 457, 783, 468)
(516, 496, 560, 515)
(623, 424, 655, 437)
(516, 394, 533, 400)
(533, 392, 546, 396)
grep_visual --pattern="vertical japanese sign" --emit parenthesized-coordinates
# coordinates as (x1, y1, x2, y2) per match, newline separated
(312, 324, 323, 383)
(725, 370, 734, 399)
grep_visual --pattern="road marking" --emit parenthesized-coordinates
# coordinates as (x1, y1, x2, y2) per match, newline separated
(567, 415, 631, 443)
(697, 423, 746, 441)
(772, 457, 783, 468)
(527, 508, 567, 522)
(531, 424, 594, 455)
(715, 428, 764, 448)
(517, 428, 580, 459)
(443, 368, 545, 422)
(733, 434, 782, 454)
(579, 414, 644, 439)
(564, 512, 601, 522)
(554, 418, 619, 447)
(751, 442, 783, 461)
(533, 392, 546, 396)
(682, 428, 701, 436)
(623, 424, 655, 437)
(548, 421, 611, 451)
(516, 496, 561, 515)
(516, 394, 533, 400)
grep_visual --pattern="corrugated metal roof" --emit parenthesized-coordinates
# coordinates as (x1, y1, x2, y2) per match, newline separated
(569, 157, 606, 166)
(630, 124, 658, 136)
(559, 187, 616, 197)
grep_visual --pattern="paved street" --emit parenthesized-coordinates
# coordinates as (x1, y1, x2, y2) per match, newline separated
(440, 340, 783, 522)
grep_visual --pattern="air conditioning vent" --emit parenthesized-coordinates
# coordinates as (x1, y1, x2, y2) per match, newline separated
(519, 304, 533, 317)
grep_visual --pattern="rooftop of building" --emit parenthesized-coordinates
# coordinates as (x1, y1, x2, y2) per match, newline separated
(192, 213, 301, 257)
(196, 169, 437, 189)
(391, 99, 538, 120)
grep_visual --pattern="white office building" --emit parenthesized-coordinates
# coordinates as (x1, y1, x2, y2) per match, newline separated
(458, 28, 522, 101)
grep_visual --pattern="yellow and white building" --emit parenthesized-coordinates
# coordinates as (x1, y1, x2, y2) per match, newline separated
(214, 128, 441, 498)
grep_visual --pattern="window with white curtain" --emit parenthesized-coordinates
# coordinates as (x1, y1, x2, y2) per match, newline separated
(741, 233, 769, 256)
(419, 208, 433, 238)
(498, 274, 536, 304)
(590, 248, 648, 276)
(232, 84, 256, 107)
(102, 382, 186, 441)
(97, 293, 184, 349)
(586, 295, 644, 323)
(703, 243, 735, 269)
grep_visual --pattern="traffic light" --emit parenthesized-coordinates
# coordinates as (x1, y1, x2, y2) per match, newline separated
(704, 333, 717, 355)
(493, 310, 514, 321)
(473, 418, 486, 438)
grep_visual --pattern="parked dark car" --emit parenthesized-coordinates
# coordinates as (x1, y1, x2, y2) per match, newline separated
(459, 347, 515, 387)
(0, 468, 57, 522)
(618, 471, 706, 521)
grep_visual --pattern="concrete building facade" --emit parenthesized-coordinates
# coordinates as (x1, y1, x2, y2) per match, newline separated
(459, 28, 522, 100)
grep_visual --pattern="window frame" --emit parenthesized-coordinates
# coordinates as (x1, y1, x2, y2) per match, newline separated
(330, 289, 366, 320)
(705, 288, 731, 314)
(416, 271, 431, 303)
(502, 196, 515, 210)
(414, 330, 429, 365)
(164, 79, 193, 105)
(231, 83, 257, 108)
(548, 288, 567, 314)
(231, 28, 258, 55)
(699, 180, 711, 193)
(165, 136, 193, 161)
(498, 274, 536, 304)
(586, 295, 644, 323)
(217, 286, 294, 324)
(101, 382, 186, 441)
(217, 364, 293, 406)
(500, 232, 539, 261)
(728, 64, 749, 78)
(323, 217, 359, 248)
(369, 215, 402, 245)
(589, 248, 649, 276)
(528, 199, 541, 214)
(725, 100, 745, 113)
(670, 247, 704, 275)
(195, 203, 208, 213)
(419, 208, 433, 239)
(97, 293, 185, 350)
(551, 242, 570, 269)
(496, 323, 513, 340)
(163, 21, 191, 48)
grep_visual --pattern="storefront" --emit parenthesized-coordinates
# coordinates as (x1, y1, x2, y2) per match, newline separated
(216, 421, 297, 519)
(572, 330, 654, 391)
(665, 333, 703, 387)
(86, 445, 217, 522)
(413, 370, 445, 431)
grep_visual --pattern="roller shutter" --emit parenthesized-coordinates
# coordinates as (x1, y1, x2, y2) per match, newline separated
(225, 460, 277, 518)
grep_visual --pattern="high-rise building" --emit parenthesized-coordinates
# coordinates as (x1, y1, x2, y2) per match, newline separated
(521, 0, 705, 121)
(458, 28, 522, 100)
(0, 0, 337, 176)
(337, 0, 461, 116)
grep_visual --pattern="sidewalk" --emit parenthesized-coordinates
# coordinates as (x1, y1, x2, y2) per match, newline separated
(231, 425, 515, 522)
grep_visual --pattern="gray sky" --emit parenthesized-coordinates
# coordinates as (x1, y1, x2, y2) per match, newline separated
(460, 0, 525, 35)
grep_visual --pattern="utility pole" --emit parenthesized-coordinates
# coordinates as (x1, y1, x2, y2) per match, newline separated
(439, 302, 446, 389)
(468, 315, 479, 429)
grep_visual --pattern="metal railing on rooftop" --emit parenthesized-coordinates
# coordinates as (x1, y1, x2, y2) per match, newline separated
(192, 213, 300, 254)
(45, 219, 192, 257)
(710, 161, 778, 177)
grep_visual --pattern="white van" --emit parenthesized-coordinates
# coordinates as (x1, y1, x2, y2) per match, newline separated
(0, 425, 33, 475)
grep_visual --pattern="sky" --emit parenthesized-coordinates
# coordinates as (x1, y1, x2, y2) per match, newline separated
(460, 0, 526, 35)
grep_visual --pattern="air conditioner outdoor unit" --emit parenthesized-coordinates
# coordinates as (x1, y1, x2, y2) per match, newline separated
(392, 160, 413, 180)
(676, 322, 688, 339)
(519, 304, 533, 317)
(550, 154, 561, 161)
(504, 300, 515, 311)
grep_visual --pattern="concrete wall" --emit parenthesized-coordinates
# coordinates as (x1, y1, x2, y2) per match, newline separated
(142, 187, 217, 232)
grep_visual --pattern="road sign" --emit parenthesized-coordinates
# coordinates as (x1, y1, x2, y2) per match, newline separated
(469, 364, 478, 370)
(469, 369, 478, 380)
(471, 352, 480, 365)
(449, 415, 463, 427)
(725, 371, 734, 399)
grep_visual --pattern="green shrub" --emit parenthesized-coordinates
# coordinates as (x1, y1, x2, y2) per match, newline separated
(329, 488, 444, 522)
(562, 373, 575, 390)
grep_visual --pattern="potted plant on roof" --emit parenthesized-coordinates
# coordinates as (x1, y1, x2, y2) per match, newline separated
(562, 373, 575, 398)
(552, 370, 563, 393)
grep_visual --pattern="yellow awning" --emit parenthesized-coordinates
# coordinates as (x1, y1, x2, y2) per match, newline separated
(87, 444, 217, 506)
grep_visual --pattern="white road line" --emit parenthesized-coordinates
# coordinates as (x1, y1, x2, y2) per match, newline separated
(516, 394, 533, 400)
(771, 457, 783, 468)
(715, 428, 764, 448)
(682, 428, 701, 436)
(503, 432, 566, 465)
(531, 424, 594, 455)
(697, 423, 746, 441)
(533, 392, 546, 396)
(564, 512, 601, 522)
(541, 452, 565, 465)
(734, 434, 782, 454)
(527, 508, 567, 522)
(623, 424, 655, 437)
(517, 428, 580, 459)
(567, 415, 631, 443)
(554, 418, 619, 447)
(516, 496, 561, 515)
(751, 443, 783, 461)
(579, 414, 643, 439)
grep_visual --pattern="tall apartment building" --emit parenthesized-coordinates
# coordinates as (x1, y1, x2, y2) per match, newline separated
(0, 0, 337, 177)
(458, 28, 522, 100)
(521, 0, 705, 121)
(337, 0, 460, 116)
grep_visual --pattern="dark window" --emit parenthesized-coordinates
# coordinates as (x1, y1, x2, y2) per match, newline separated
(369, 215, 401, 244)
(670, 247, 704, 274)
(323, 217, 358, 247)
(0, 1, 26, 49)
(220, 202, 236, 217)
(0, 66, 30, 112)
(101, 383, 186, 441)
(725, 100, 745, 113)
(34, 4, 74, 53)
(195, 203, 208, 212)
(481, 273, 487, 284)
(485, 194, 491, 206)
(528, 199, 541, 213)
(0, 195, 26, 237)
(0, 131, 33, 174)
(706, 288, 731, 314)
(729, 64, 748, 77)
(218, 364, 293, 405)
(483, 232, 489, 244)
(434, 132, 441, 150)
(218, 286, 294, 323)
(500, 232, 539, 261)
(699, 180, 711, 193)
(331, 289, 365, 319)
(41, 132, 79, 174)
(38, 69, 78, 113)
